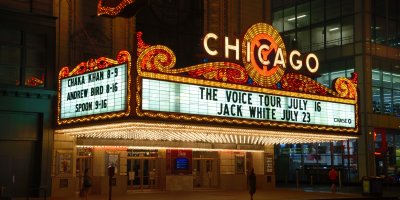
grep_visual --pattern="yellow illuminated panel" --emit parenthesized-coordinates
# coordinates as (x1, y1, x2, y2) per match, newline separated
(135, 73, 358, 133)
(141, 78, 356, 128)
(241, 23, 287, 87)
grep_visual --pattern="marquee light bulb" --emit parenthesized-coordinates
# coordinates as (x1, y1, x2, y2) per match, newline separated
(56, 121, 357, 146)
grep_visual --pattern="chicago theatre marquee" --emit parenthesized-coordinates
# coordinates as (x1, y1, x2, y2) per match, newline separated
(53, 23, 358, 194)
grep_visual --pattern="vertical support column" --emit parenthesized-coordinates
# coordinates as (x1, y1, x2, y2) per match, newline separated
(112, 17, 134, 56)
(355, 0, 376, 178)
(264, 145, 275, 188)
(56, 0, 72, 68)
(203, 0, 226, 55)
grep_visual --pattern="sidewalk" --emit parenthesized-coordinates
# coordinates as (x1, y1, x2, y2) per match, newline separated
(279, 184, 400, 199)
(52, 187, 395, 200)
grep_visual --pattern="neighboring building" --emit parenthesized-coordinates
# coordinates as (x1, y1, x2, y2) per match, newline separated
(0, 1, 56, 198)
(271, 0, 400, 183)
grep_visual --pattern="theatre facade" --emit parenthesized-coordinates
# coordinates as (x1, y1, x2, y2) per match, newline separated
(52, 23, 359, 196)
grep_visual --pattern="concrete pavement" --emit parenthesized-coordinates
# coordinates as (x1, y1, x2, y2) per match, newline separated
(52, 187, 399, 200)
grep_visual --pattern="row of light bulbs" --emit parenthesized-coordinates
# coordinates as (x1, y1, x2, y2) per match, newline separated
(76, 145, 264, 152)
(56, 121, 357, 145)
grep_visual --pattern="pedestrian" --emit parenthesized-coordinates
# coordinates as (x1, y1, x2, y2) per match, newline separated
(80, 168, 92, 199)
(328, 167, 337, 193)
(248, 168, 256, 200)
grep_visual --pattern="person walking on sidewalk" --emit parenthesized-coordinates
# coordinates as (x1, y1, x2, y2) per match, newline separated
(329, 167, 338, 193)
(248, 168, 256, 200)
(80, 168, 92, 200)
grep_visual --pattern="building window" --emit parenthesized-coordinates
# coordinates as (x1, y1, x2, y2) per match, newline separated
(375, 129, 400, 178)
(296, 2, 310, 28)
(316, 58, 354, 88)
(283, 7, 296, 32)
(25, 33, 46, 87)
(326, 21, 341, 48)
(283, 32, 295, 50)
(272, 0, 354, 51)
(371, 0, 400, 48)
(273, 10, 284, 32)
(342, 17, 354, 45)
(372, 69, 381, 86)
(0, 28, 22, 86)
(393, 90, 400, 117)
(383, 71, 392, 88)
(371, 58, 400, 116)
(342, 0, 354, 16)
(311, 26, 324, 51)
(326, 0, 340, 20)
(373, 87, 381, 113)
(275, 140, 359, 184)
(330, 70, 346, 81)
(311, 0, 324, 24)
(318, 73, 330, 87)
(0, 28, 47, 87)
(396, 134, 400, 167)
(346, 68, 355, 77)
(384, 88, 393, 114)
(297, 29, 310, 52)
(372, 16, 387, 44)
(387, 20, 399, 48)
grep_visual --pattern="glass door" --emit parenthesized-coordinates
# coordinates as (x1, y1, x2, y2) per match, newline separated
(192, 158, 218, 188)
(127, 158, 157, 190)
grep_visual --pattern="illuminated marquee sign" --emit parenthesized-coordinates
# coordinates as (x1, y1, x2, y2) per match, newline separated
(142, 78, 355, 128)
(60, 63, 127, 119)
(203, 23, 318, 87)
(136, 23, 358, 133)
(57, 51, 131, 125)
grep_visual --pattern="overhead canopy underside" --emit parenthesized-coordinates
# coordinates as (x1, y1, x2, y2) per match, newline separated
(56, 121, 358, 150)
